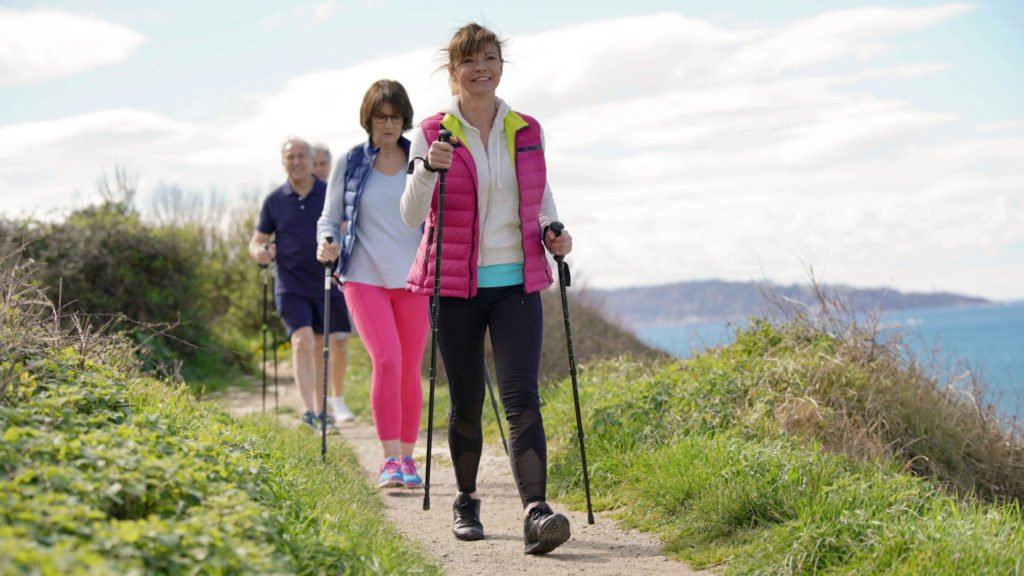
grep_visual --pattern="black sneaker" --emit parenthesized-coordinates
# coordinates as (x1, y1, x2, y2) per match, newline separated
(300, 410, 317, 431)
(452, 492, 484, 541)
(523, 502, 570, 555)
(318, 412, 340, 435)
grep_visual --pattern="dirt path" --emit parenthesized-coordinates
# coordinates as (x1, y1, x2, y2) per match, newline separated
(214, 367, 705, 576)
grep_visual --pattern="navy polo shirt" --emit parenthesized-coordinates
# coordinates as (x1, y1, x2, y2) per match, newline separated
(257, 177, 328, 299)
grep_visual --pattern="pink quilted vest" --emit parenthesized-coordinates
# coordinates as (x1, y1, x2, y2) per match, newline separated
(406, 111, 553, 298)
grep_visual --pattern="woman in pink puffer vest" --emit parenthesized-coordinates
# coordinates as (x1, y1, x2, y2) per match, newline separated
(400, 22, 575, 556)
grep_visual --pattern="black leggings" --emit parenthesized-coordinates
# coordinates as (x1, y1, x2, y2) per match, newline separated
(437, 285, 547, 507)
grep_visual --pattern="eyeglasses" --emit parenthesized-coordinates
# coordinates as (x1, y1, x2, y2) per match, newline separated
(372, 113, 403, 125)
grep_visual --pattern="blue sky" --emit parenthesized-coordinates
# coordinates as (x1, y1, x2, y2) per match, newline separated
(1, 1, 1022, 300)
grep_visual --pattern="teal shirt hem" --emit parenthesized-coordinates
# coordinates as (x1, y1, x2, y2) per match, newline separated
(477, 263, 524, 288)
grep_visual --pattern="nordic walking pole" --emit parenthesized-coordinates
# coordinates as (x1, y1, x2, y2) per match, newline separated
(260, 263, 269, 413)
(271, 264, 279, 412)
(549, 221, 595, 524)
(321, 236, 336, 464)
(423, 128, 452, 511)
(483, 365, 509, 456)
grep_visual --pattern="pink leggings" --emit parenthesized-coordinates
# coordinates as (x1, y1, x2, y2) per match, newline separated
(343, 282, 429, 444)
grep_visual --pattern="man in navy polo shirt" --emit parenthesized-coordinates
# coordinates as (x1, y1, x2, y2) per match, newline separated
(248, 137, 353, 430)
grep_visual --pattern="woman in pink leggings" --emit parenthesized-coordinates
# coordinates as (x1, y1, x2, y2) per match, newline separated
(316, 79, 428, 488)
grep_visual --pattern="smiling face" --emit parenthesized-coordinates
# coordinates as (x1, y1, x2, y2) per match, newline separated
(450, 42, 502, 98)
(444, 23, 505, 96)
(281, 140, 313, 183)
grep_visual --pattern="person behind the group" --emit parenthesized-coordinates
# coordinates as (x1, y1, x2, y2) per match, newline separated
(317, 80, 429, 489)
(312, 143, 332, 181)
(249, 137, 354, 431)
(399, 23, 575, 555)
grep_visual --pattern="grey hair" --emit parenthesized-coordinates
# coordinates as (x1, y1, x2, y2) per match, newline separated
(312, 142, 331, 162)
(280, 137, 313, 158)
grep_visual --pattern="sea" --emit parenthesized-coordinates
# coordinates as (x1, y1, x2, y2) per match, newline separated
(634, 301, 1024, 421)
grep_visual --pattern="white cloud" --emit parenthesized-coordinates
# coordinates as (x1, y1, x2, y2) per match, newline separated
(1, 3, 1020, 300)
(979, 119, 1024, 132)
(774, 101, 956, 165)
(0, 8, 144, 86)
(186, 46, 445, 169)
(313, 1, 336, 22)
(261, 0, 366, 29)
(0, 109, 203, 219)
(0, 109, 194, 155)
(725, 3, 975, 78)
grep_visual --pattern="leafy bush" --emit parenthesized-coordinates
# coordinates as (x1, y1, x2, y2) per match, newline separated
(2, 201, 214, 374)
(0, 246, 440, 575)
(0, 182, 271, 392)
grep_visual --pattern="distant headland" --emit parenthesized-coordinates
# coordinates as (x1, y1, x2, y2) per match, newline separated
(588, 280, 990, 328)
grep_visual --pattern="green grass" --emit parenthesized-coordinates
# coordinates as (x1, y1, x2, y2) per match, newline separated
(181, 347, 253, 396)
(0, 346, 441, 575)
(180, 331, 282, 397)
(541, 322, 1024, 575)
(9, 236, 1022, 575)
(201, 305, 1024, 575)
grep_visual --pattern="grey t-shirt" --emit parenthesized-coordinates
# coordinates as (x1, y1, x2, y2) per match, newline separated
(344, 168, 422, 289)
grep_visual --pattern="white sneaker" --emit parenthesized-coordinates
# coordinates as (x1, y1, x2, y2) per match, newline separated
(330, 397, 355, 423)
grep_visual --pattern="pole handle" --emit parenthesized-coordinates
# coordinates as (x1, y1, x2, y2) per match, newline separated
(548, 222, 570, 286)
(259, 242, 271, 269)
(436, 130, 452, 174)
(324, 235, 334, 260)
(323, 236, 337, 280)
(549, 221, 564, 262)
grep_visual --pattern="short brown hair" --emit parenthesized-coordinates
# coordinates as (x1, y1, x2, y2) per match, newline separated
(359, 79, 414, 136)
(443, 23, 505, 95)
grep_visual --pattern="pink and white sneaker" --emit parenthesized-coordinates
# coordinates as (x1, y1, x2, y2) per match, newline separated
(400, 456, 422, 489)
(377, 457, 403, 488)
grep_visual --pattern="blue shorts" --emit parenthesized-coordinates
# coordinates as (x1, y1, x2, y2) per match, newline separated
(275, 290, 351, 338)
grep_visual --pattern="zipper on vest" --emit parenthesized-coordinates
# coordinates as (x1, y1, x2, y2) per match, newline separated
(515, 134, 544, 294)
(345, 148, 375, 274)
(468, 188, 478, 298)
(467, 160, 481, 299)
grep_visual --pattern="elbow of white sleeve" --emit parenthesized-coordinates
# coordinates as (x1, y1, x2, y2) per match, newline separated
(400, 198, 420, 228)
